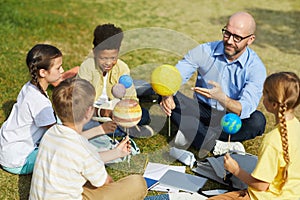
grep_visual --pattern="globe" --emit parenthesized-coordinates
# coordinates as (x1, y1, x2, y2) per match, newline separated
(119, 74, 133, 89)
(221, 113, 242, 135)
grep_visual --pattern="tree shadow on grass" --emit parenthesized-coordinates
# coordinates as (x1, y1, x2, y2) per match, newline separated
(2, 100, 16, 120)
(0, 166, 31, 199)
(249, 8, 300, 54)
(18, 174, 32, 200)
(210, 8, 300, 54)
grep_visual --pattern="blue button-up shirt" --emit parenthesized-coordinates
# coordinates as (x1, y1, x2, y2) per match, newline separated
(176, 41, 266, 119)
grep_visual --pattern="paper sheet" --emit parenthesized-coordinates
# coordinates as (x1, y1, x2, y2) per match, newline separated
(201, 189, 228, 196)
(169, 192, 207, 200)
(158, 169, 207, 193)
(143, 162, 186, 192)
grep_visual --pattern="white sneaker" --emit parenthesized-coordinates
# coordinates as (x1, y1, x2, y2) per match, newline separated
(169, 147, 196, 168)
(174, 130, 189, 147)
(213, 140, 245, 156)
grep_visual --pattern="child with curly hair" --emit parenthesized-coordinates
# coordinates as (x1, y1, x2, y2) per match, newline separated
(78, 23, 153, 138)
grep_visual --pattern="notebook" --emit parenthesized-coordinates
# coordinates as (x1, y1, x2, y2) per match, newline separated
(158, 169, 207, 193)
(144, 177, 159, 190)
(143, 162, 186, 192)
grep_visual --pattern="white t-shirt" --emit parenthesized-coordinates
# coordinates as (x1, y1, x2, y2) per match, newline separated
(29, 124, 108, 200)
(94, 74, 108, 106)
(0, 82, 56, 168)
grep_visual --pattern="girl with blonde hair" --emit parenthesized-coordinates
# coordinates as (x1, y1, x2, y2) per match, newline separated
(209, 71, 300, 199)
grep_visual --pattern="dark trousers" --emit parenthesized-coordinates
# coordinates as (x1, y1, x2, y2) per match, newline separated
(170, 92, 266, 150)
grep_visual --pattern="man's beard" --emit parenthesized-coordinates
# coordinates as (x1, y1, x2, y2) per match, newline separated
(224, 43, 242, 59)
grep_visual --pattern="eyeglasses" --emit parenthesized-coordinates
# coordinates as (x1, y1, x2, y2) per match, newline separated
(222, 27, 253, 43)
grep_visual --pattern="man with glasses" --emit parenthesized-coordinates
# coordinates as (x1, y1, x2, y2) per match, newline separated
(160, 12, 266, 155)
(78, 24, 153, 138)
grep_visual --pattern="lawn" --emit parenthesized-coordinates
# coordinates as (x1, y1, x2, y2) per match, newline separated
(0, 0, 300, 199)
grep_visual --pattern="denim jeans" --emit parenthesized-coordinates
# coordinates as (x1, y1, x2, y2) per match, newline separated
(144, 194, 169, 200)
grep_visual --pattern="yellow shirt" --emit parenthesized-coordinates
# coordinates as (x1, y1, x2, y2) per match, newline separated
(248, 117, 300, 200)
(78, 52, 137, 102)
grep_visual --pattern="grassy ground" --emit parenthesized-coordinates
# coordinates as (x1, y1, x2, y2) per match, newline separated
(0, 0, 300, 199)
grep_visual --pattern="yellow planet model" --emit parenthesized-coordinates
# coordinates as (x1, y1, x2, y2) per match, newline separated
(151, 64, 182, 96)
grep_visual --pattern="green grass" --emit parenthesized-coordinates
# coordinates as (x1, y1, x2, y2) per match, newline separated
(0, 0, 300, 199)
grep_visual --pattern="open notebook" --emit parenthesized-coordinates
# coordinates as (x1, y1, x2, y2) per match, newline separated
(144, 177, 159, 190)
(158, 169, 207, 193)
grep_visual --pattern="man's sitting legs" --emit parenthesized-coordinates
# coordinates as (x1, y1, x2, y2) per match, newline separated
(168, 92, 266, 151)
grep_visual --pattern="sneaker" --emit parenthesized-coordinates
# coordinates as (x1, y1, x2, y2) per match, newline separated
(174, 130, 189, 147)
(213, 140, 245, 156)
(123, 125, 155, 138)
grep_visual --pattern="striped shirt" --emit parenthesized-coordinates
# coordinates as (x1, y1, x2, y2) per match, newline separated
(29, 124, 107, 200)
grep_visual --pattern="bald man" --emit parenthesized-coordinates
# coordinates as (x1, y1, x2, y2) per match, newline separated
(160, 12, 266, 155)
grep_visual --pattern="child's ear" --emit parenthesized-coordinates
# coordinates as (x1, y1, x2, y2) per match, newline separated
(85, 106, 94, 120)
(39, 69, 47, 78)
(272, 102, 279, 110)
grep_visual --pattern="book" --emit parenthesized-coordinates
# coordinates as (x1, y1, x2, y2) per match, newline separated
(158, 169, 207, 193)
(143, 162, 186, 192)
(144, 177, 159, 190)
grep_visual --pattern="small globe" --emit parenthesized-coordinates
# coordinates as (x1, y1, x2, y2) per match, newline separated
(119, 74, 133, 89)
(112, 83, 126, 99)
(221, 113, 242, 135)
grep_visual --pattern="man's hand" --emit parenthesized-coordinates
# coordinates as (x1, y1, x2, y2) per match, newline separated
(159, 96, 175, 116)
(192, 80, 241, 115)
(192, 80, 226, 102)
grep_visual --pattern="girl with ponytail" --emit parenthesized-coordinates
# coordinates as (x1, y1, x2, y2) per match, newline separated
(208, 72, 300, 199)
(0, 44, 64, 174)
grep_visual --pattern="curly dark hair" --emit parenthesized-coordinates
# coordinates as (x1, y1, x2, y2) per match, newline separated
(93, 23, 123, 51)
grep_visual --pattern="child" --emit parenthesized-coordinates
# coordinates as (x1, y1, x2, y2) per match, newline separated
(208, 71, 300, 199)
(0, 44, 64, 174)
(29, 78, 147, 200)
(78, 23, 153, 138)
(0, 44, 115, 175)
